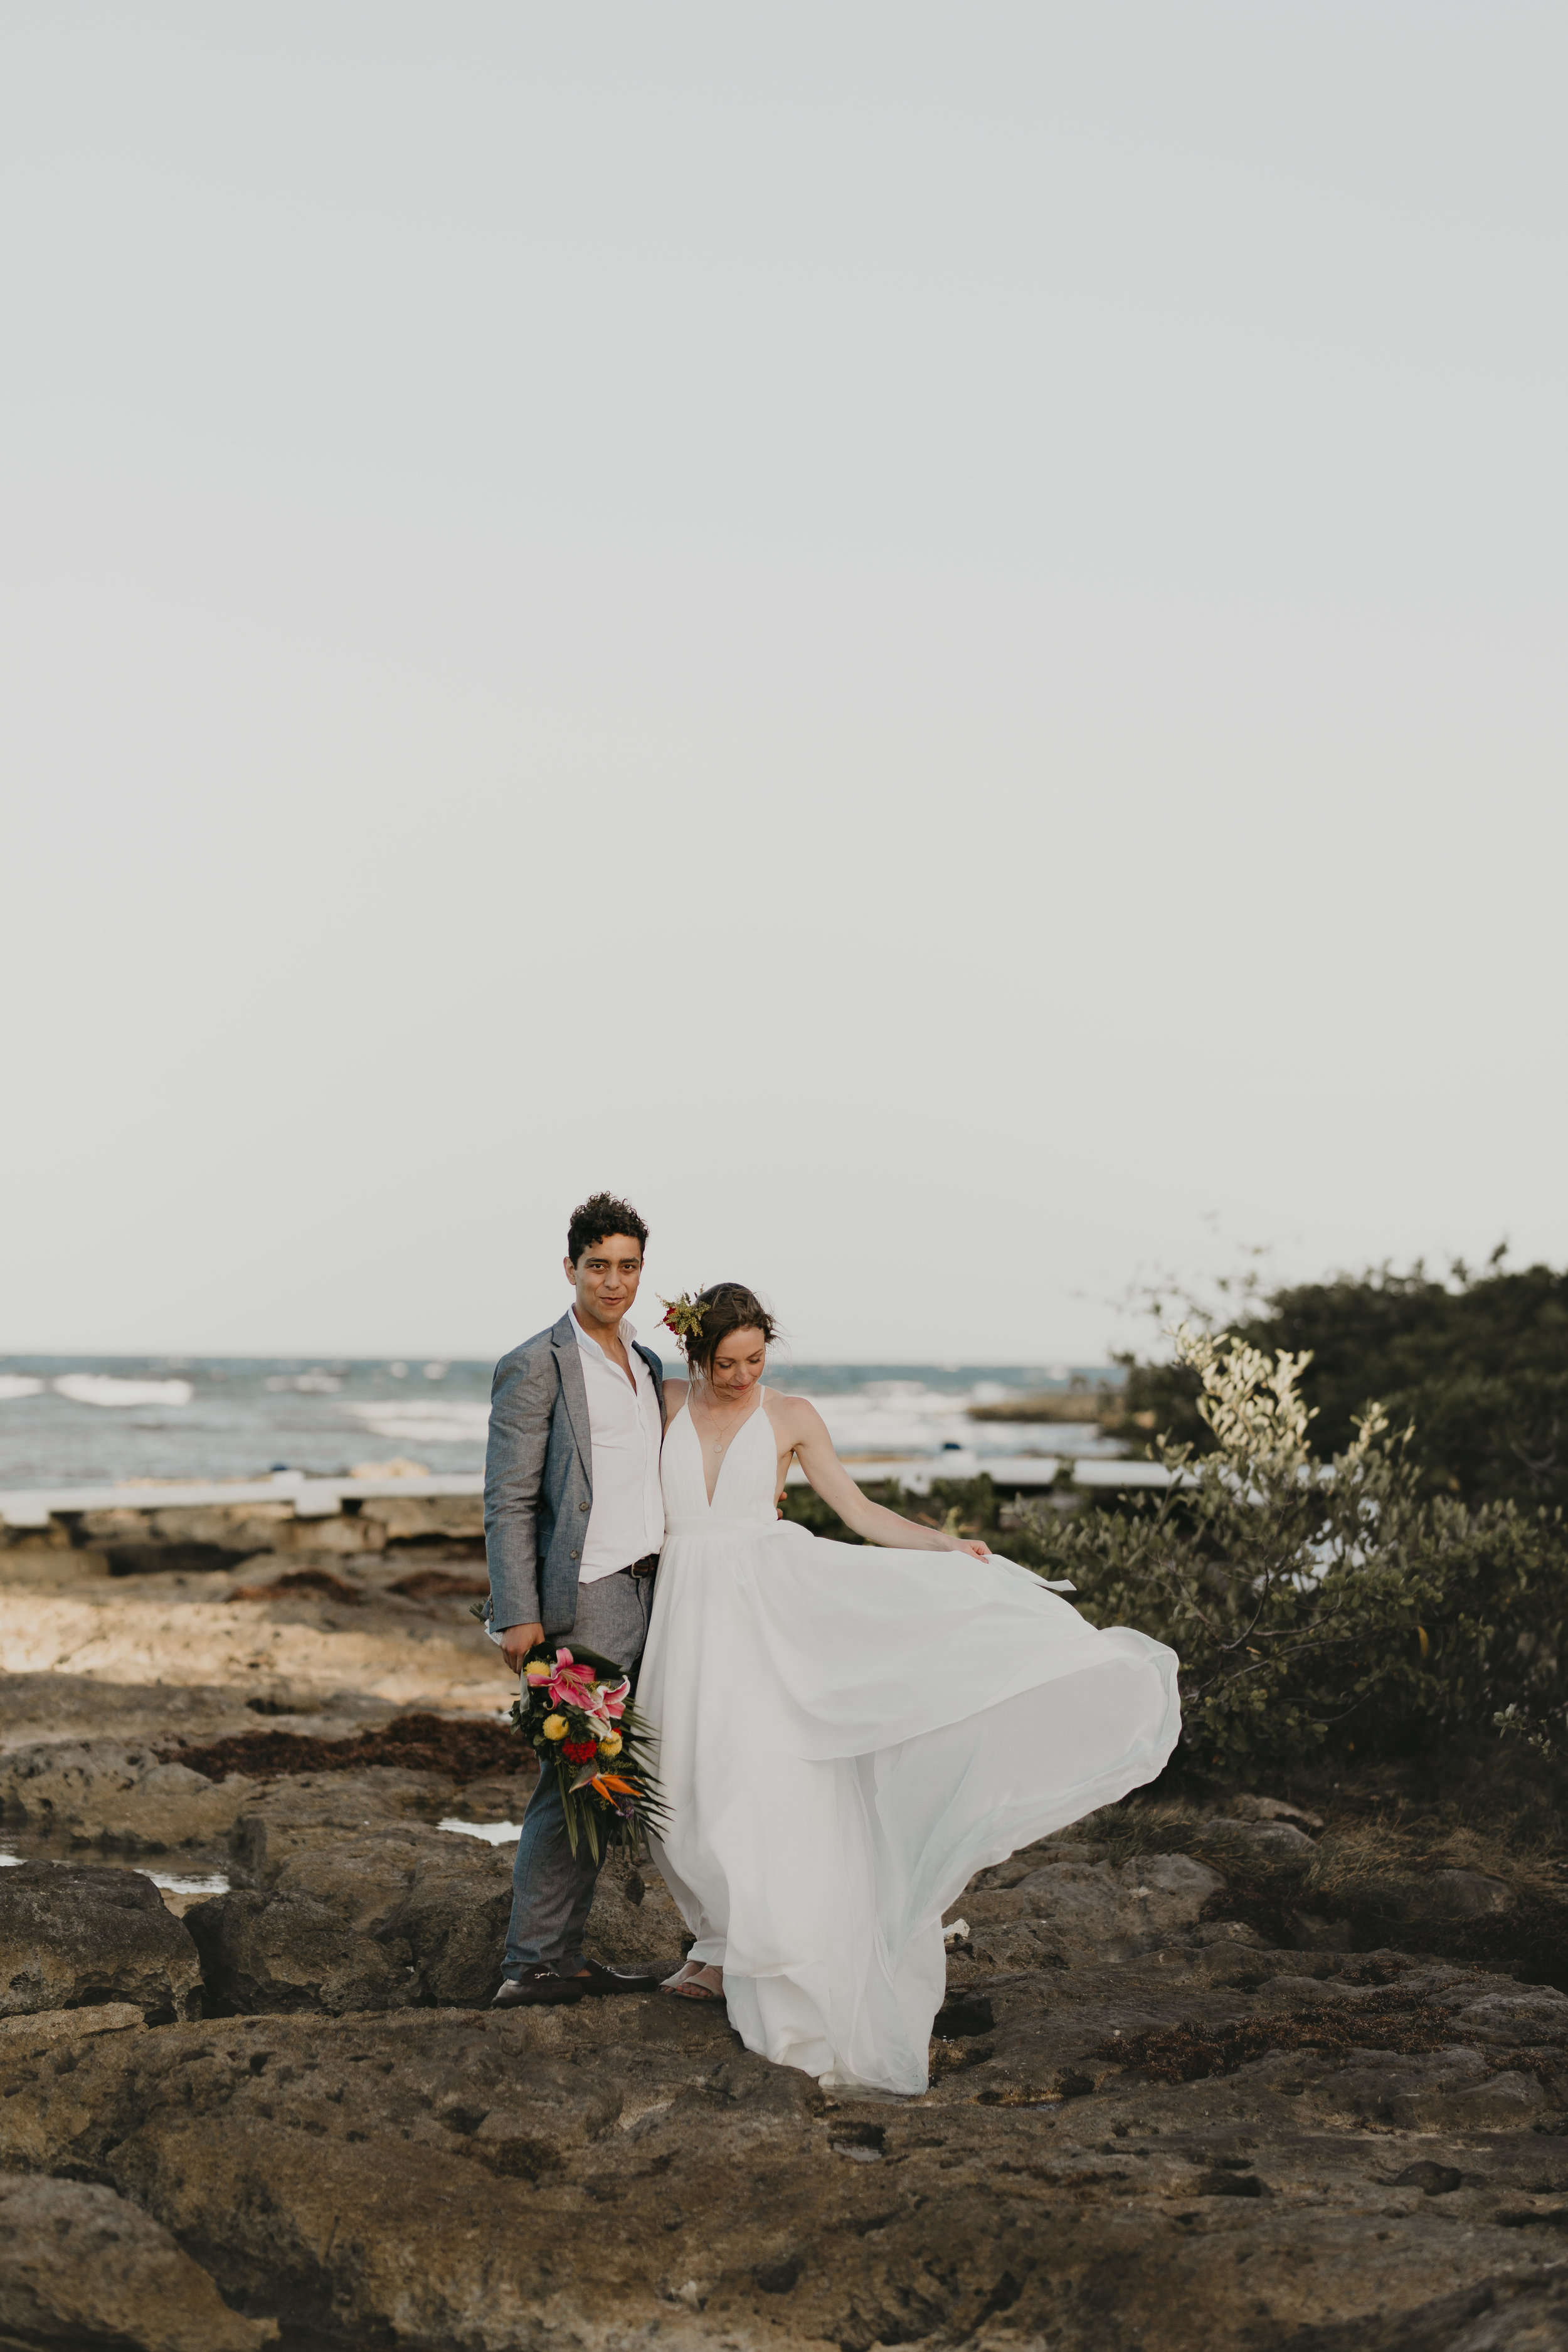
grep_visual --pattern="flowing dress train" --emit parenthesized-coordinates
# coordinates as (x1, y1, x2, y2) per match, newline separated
(638, 1394, 1180, 2095)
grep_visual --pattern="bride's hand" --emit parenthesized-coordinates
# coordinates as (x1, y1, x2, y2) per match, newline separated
(951, 1538, 991, 1560)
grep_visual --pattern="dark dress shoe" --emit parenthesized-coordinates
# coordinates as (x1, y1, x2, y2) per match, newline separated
(577, 1957, 662, 1996)
(490, 1966, 585, 2008)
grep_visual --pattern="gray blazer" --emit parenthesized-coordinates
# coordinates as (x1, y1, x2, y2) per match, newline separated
(483, 1311, 667, 1636)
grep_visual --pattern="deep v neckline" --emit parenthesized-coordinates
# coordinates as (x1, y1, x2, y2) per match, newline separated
(688, 1387, 768, 1508)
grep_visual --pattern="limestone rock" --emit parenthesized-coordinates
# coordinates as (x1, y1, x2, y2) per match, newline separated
(0, 1863, 201, 2020)
(1391, 2066, 1549, 2132)
(1449, 1986, 1568, 2043)
(228, 1767, 455, 1882)
(0, 2000, 144, 2053)
(1301, 2274, 1568, 2352)
(1423, 1867, 1515, 1918)
(226, 1771, 682, 2003)
(1349, 1865, 1518, 1937)
(266, 1512, 388, 1557)
(0, 2171, 276, 2351)
(1199, 1813, 1317, 1857)
(359, 1492, 484, 1542)
(376, 1854, 513, 2004)
(77, 1503, 292, 1553)
(185, 1890, 420, 2016)
(263, 1836, 424, 1943)
(73, 1502, 294, 1577)
(232, 1781, 507, 2001)
(0, 1583, 502, 1715)
(0, 1951, 1563, 2352)
(0, 1739, 252, 1849)
(962, 1848, 1226, 1967)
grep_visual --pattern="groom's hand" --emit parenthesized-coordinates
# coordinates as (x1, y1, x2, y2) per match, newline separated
(499, 1621, 545, 1673)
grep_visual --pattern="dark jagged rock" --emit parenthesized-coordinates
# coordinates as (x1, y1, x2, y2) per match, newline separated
(958, 1846, 1225, 1969)
(184, 1889, 420, 2017)
(1, 1939, 1565, 2351)
(0, 2171, 276, 2350)
(0, 1862, 201, 2021)
(222, 1767, 686, 2004)
(0, 1739, 253, 1849)
(7, 1633, 1568, 2348)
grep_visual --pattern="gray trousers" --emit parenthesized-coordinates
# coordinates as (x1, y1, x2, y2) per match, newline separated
(502, 1567, 655, 1978)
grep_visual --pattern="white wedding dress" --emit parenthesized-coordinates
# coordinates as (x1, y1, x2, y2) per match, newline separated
(638, 1394, 1180, 2095)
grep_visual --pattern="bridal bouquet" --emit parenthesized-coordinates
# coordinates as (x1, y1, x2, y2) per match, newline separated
(509, 1643, 667, 1863)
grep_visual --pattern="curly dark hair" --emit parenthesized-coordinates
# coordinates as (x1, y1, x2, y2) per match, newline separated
(678, 1282, 778, 1380)
(566, 1192, 649, 1266)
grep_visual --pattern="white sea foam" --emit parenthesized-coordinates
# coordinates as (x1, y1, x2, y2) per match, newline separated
(438, 1818, 522, 1845)
(264, 1372, 342, 1394)
(0, 1377, 44, 1403)
(347, 1402, 492, 1446)
(348, 1383, 1106, 1461)
(52, 1374, 194, 1409)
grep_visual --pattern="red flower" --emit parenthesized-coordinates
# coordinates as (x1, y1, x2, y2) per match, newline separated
(561, 1739, 598, 1763)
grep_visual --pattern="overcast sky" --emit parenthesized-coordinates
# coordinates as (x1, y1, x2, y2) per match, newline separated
(3, 2, 1564, 1363)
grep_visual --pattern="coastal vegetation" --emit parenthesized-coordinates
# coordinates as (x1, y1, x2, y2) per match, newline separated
(785, 1262, 1568, 1789)
(1119, 1250, 1568, 1511)
(1015, 1323, 1568, 1782)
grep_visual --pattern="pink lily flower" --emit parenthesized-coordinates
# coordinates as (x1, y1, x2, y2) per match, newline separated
(549, 1661, 598, 1709)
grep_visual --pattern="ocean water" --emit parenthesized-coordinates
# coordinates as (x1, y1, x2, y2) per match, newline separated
(0, 1356, 1123, 1490)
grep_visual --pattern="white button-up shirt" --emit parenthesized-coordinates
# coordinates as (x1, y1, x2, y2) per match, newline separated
(568, 1308, 665, 1580)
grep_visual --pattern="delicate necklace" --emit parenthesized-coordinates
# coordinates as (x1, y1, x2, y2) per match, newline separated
(701, 1389, 751, 1453)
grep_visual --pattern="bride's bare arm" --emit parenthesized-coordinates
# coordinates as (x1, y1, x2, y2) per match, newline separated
(774, 1397, 990, 1559)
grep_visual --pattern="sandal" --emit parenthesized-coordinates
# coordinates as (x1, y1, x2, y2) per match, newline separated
(660, 1959, 725, 2001)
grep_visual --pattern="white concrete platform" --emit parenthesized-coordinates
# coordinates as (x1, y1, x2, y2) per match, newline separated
(0, 1469, 484, 1529)
(0, 1454, 1173, 1530)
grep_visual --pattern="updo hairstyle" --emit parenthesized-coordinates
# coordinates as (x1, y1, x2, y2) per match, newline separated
(680, 1283, 778, 1384)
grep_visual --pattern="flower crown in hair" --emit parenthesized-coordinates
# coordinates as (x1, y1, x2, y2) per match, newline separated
(659, 1291, 706, 1342)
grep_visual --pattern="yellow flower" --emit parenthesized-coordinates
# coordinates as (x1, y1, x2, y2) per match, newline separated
(598, 1732, 623, 1759)
(542, 1715, 568, 1741)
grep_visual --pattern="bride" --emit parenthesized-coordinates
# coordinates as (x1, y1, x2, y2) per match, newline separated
(637, 1282, 1181, 2097)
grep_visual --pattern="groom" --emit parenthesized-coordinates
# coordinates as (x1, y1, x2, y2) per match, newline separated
(484, 1192, 668, 2006)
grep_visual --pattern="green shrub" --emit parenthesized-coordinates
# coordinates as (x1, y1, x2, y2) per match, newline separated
(1016, 1327, 1568, 1780)
(1121, 1254, 1568, 1512)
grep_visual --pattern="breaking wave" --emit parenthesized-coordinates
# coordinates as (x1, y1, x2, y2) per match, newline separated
(347, 1402, 492, 1448)
(52, 1374, 194, 1409)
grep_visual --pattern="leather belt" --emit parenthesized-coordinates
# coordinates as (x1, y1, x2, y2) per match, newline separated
(627, 1554, 659, 1577)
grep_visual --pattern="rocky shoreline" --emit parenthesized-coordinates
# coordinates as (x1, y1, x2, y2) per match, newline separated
(4, 1510, 1568, 2349)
